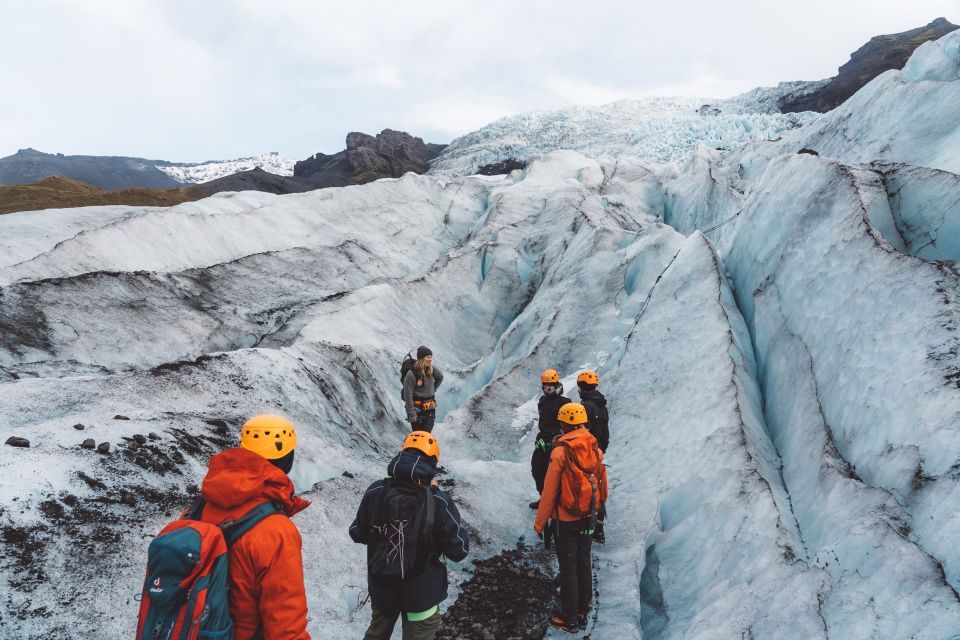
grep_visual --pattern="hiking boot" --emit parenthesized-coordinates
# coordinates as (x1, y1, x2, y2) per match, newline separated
(577, 614, 588, 630)
(528, 499, 540, 510)
(550, 614, 576, 633)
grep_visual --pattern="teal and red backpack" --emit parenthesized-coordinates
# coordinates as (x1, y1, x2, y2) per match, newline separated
(135, 500, 281, 640)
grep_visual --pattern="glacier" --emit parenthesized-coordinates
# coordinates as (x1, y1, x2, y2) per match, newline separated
(2, 29, 960, 640)
(155, 151, 296, 184)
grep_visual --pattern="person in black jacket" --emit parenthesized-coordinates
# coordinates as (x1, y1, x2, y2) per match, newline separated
(577, 370, 609, 544)
(350, 431, 469, 640)
(530, 369, 570, 549)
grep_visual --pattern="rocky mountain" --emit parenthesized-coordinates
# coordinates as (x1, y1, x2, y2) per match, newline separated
(0, 176, 207, 214)
(0, 148, 185, 190)
(779, 17, 958, 112)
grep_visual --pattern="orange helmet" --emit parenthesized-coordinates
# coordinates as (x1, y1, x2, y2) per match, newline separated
(541, 369, 560, 384)
(577, 370, 599, 385)
(557, 402, 588, 427)
(240, 414, 297, 460)
(403, 430, 440, 459)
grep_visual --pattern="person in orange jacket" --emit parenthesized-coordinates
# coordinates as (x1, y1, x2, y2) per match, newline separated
(197, 414, 312, 640)
(534, 403, 608, 633)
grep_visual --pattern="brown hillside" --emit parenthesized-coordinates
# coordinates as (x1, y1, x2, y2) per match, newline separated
(0, 176, 207, 214)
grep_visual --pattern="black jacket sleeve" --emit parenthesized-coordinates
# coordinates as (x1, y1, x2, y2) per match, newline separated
(584, 399, 610, 452)
(433, 490, 469, 562)
(349, 481, 384, 544)
(596, 406, 609, 452)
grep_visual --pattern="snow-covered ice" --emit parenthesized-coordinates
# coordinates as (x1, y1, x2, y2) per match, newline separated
(155, 151, 296, 183)
(429, 96, 818, 176)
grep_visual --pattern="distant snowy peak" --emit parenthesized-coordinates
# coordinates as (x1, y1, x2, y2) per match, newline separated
(156, 152, 295, 184)
(429, 96, 818, 175)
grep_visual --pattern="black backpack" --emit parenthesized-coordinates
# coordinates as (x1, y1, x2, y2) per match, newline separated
(368, 479, 437, 580)
(399, 353, 417, 400)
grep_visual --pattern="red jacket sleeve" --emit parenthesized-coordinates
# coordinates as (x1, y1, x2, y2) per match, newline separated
(534, 447, 564, 532)
(229, 515, 311, 640)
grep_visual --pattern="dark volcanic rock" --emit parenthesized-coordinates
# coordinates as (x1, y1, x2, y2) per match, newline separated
(81, 439, 96, 449)
(72, 423, 85, 431)
(113, 415, 129, 421)
(294, 130, 447, 184)
(198, 167, 318, 196)
(436, 547, 557, 640)
(477, 159, 528, 176)
(780, 18, 958, 113)
(5, 436, 30, 448)
(96, 442, 111, 454)
(199, 130, 446, 197)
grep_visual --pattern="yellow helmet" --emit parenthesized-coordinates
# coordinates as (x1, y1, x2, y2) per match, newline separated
(240, 415, 297, 460)
(541, 369, 560, 384)
(577, 370, 599, 385)
(403, 430, 439, 460)
(557, 402, 588, 426)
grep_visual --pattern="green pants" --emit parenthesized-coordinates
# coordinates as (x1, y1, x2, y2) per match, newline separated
(362, 606, 442, 640)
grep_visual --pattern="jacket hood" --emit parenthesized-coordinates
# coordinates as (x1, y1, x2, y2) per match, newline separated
(557, 427, 602, 466)
(579, 387, 607, 407)
(387, 448, 438, 484)
(202, 447, 309, 517)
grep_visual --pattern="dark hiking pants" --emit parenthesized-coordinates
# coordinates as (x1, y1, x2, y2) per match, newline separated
(362, 606, 442, 640)
(412, 408, 436, 432)
(556, 520, 593, 621)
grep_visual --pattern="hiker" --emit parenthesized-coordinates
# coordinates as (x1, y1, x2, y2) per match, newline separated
(136, 414, 311, 640)
(403, 345, 444, 432)
(577, 370, 609, 543)
(534, 403, 608, 633)
(350, 431, 470, 640)
(529, 369, 570, 548)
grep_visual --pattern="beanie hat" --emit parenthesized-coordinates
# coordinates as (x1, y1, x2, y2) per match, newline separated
(417, 345, 433, 359)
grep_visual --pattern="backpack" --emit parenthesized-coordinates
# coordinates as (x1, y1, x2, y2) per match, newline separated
(135, 500, 282, 640)
(557, 440, 604, 528)
(368, 479, 437, 580)
(400, 352, 417, 400)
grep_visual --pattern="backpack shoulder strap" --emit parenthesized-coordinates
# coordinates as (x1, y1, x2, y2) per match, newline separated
(374, 479, 394, 526)
(220, 501, 285, 547)
(420, 485, 437, 542)
(182, 497, 202, 520)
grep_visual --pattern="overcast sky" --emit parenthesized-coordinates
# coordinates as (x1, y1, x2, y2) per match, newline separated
(1, 0, 957, 161)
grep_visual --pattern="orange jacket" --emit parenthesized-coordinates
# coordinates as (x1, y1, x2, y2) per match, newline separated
(200, 448, 311, 640)
(534, 427, 608, 533)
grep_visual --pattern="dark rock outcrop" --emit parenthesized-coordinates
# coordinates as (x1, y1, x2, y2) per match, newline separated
(200, 129, 446, 196)
(780, 18, 958, 113)
(476, 159, 528, 176)
(294, 129, 446, 184)
(5, 436, 30, 448)
(197, 167, 318, 196)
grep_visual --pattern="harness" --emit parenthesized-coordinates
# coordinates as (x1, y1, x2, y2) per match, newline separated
(414, 398, 437, 411)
